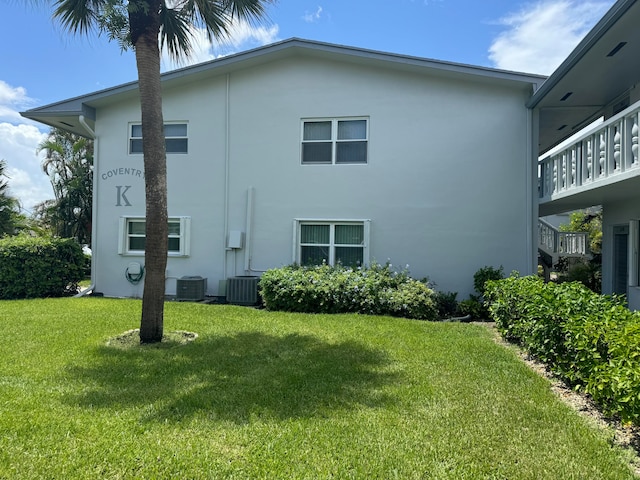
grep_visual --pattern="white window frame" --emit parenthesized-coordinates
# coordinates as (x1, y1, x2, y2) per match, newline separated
(118, 216, 191, 257)
(301, 117, 369, 165)
(292, 219, 370, 266)
(128, 122, 189, 155)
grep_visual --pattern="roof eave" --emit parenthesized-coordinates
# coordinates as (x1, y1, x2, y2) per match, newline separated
(527, 0, 636, 108)
(23, 38, 547, 120)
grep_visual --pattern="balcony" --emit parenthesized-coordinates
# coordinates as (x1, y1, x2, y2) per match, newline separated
(538, 99, 640, 216)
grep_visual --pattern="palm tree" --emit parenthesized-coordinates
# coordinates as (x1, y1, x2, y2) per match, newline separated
(38, 128, 93, 245)
(51, 0, 274, 343)
(0, 159, 24, 237)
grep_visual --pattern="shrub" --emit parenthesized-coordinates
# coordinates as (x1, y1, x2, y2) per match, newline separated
(458, 296, 485, 319)
(433, 290, 459, 318)
(554, 258, 602, 293)
(485, 274, 640, 425)
(259, 263, 438, 320)
(459, 266, 504, 320)
(0, 235, 85, 299)
(473, 265, 504, 297)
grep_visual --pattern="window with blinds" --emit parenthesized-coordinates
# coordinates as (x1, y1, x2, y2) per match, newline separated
(118, 216, 191, 256)
(297, 221, 369, 267)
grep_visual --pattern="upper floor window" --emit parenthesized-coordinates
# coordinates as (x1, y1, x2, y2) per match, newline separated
(129, 123, 188, 154)
(301, 118, 368, 164)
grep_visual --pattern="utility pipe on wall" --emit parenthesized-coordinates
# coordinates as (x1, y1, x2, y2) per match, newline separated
(222, 73, 231, 282)
(75, 114, 97, 297)
(244, 186, 254, 273)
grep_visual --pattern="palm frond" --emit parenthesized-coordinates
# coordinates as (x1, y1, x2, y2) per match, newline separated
(220, 0, 273, 24)
(159, 4, 197, 60)
(189, 0, 230, 42)
(53, 0, 101, 34)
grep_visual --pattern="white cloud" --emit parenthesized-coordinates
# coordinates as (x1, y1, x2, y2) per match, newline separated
(0, 80, 36, 124)
(161, 18, 280, 70)
(303, 6, 323, 23)
(0, 121, 50, 214)
(0, 81, 51, 213)
(488, 0, 614, 75)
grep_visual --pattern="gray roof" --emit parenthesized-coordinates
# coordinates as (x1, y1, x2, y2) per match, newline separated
(21, 38, 546, 137)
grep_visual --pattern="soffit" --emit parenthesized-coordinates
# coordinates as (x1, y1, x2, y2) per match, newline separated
(533, 0, 640, 154)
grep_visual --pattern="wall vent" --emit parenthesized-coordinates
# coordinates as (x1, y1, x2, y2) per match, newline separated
(227, 276, 260, 305)
(176, 276, 207, 301)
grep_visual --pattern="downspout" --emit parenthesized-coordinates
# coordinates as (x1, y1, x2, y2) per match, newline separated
(75, 114, 97, 297)
(222, 73, 231, 281)
(244, 186, 268, 274)
(527, 101, 539, 275)
(244, 186, 254, 273)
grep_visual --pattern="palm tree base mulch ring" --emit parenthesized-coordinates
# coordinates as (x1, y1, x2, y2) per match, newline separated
(106, 329, 198, 349)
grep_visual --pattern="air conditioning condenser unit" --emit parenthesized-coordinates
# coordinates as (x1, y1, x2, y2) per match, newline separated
(226, 276, 259, 305)
(176, 276, 207, 301)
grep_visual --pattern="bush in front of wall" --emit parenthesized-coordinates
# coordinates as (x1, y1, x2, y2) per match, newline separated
(458, 265, 504, 320)
(0, 235, 85, 299)
(432, 290, 460, 318)
(485, 274, 640, 425)
(458, 297, 486, 320)
(259, 262, 438, 320)
(473, 265, 504, 297)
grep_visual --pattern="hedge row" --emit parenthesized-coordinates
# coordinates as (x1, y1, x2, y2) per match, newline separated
(0, 236, 85, 299)
(259, 263, 438, 320)
(485, 275, 640, 424)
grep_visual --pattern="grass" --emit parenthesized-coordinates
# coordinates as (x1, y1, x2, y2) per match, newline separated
(0, 298, 636, 479)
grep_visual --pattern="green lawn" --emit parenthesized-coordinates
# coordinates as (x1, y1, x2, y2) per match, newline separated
(0, 298, 636, 479)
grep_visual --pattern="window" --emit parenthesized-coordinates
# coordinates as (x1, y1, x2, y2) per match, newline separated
(301, 118, 368, 164)
(118, 216, 191, 256)
(129, 123, 188, 154)
(294, 220, 370, 266)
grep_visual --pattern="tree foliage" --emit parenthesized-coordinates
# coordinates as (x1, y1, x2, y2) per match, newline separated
(559, 209, 602, 254)
(36, 128, 93, 244)
(0, 159, 27, 237)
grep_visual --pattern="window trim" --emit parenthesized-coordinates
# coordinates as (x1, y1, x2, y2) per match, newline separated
(128, 122, 189, 155)
(301, 117, 369, 165)
(292, 218, 370, 266)
(118, 216, 191, 257)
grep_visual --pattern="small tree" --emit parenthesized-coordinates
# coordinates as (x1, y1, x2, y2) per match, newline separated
(559, 209, 602, 254)
(37, 128, 93, 244)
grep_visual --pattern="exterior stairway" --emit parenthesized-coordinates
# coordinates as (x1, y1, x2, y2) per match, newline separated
(538, 218, 590, 277)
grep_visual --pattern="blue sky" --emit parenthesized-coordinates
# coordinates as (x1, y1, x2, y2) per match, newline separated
(0, 0, 615, 212)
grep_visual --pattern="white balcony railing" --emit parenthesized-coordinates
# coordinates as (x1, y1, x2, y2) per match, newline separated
(539, 100, 640, 201)
(538, 218, 589, 257)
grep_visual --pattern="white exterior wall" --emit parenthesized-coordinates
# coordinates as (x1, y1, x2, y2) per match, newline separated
(92, 55, 535, 299)
(601, 199, 640, 309)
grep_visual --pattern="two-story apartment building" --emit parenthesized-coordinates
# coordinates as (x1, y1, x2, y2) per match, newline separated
(23, 38, 545, 301)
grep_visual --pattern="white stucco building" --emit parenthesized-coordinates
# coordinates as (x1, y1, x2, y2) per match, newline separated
(23, 38, 546, 301)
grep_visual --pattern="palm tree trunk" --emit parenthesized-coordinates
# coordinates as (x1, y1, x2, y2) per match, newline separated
(132, 5, 168, 343)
